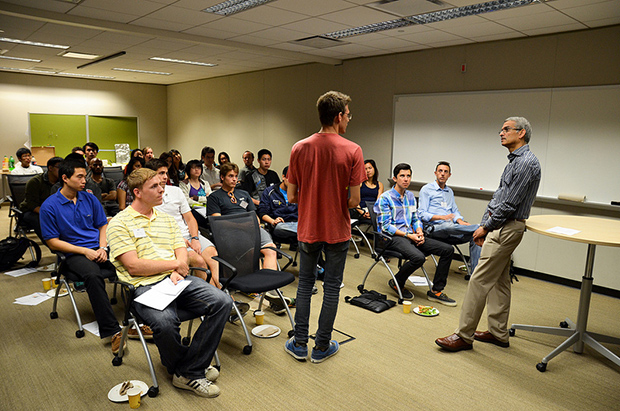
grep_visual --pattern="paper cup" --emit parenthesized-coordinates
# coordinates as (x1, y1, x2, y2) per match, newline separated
(403, 301, 412, 314)
(42, 278, 52, 291)
(254, 310, 265, 325)
(127, 387, 142, 409)
(51, 276, 58, 288)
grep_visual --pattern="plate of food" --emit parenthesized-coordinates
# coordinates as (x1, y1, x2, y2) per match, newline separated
(108, 380, 148, 402)
(413, 305, 439, 317)
(251, 325, 281, 338)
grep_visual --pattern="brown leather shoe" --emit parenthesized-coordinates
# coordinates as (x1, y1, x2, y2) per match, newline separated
(474, 331, 509, 347)
(435, 333, 473, 352)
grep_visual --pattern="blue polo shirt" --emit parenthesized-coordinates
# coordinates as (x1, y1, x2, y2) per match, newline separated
(40, 189, 107, 250)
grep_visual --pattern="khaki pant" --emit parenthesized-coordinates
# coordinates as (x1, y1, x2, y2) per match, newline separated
(456, 220, 526, 344)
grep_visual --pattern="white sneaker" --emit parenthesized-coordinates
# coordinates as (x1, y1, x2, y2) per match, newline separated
(205, 366, 219, 382)
(172, 374, 220, 398)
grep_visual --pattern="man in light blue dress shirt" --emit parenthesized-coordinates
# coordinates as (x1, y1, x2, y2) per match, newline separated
(418, 161, 481, 273)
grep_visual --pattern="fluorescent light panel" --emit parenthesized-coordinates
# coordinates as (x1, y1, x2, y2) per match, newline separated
(149, 57, 217, 67)
(203, 0, 276, 16)
(0, 55, 41, 63)
(324, 0, 537, 39)
(61, 51, 100, 60)
(0, 66, 57, 74)
(0, 37, 70, 49)
(57, 72, 115, 79)
(112, 67, 171, 75)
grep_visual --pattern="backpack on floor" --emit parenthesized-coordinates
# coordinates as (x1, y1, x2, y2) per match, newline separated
(345, 289, 396, 313)
(0, 236, 41, 271)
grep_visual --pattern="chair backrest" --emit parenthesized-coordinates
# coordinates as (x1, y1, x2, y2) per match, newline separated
(208, 213, 262, 279)
(7, 174, 35, 208)
(104, 166, 124, 186)
(366, 200, 390, 252)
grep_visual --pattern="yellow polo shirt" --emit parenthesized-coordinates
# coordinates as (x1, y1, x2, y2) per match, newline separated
(107, 206, 185, 287)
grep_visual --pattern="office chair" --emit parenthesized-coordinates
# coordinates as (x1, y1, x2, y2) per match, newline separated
(112, 267, 220, 398)
(425, 229, 474, 280)
(6, 174, 42, 265)
(49, 251, 118, 338)
(208, 213, 295, 355)
(264, 222, 298, 270)
(103, 166, 124, 187)
(358, 202, 433, 304)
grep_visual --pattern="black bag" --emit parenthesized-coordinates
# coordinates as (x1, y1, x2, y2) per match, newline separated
(0, 236, 41, 271)
(345, 289, 396, 313)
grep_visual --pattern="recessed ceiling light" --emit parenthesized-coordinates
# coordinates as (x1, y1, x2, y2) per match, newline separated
(0, 66, 57, 74)
(57, 72, 115, 79)
(0, 37, 70, 49)
(112, 67, 171, 75)
(0, 55, 42, 63)
(203, 0, 276, 16)
(324, 0, 538, 39)
(61, 51, 100, 60)
(149, 57, 217, 67)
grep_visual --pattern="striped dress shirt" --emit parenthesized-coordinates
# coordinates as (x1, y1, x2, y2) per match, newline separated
(375, 188, 423, 236)
(481, 144, 541, 231)
(107, 206, 185, 287)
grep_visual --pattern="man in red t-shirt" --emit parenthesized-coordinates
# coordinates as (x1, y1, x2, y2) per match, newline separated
(285, 91, 366, 363)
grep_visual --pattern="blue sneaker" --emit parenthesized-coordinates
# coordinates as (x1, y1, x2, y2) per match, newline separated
(311, 340, 339, 363)
(285, 337, 307, 361)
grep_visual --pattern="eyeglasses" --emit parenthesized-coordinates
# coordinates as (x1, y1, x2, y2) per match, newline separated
(228, 190, 237, 204)
(499, 126, 522, 135)
(342, 112, 352, 120)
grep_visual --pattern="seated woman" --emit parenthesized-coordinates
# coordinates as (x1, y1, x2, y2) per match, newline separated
(117, 156, 145, 211)
(169, 149, 185, 186)
(217, 152, 230, 169)
(351, 159, 384, 222)
(180, 160, 212, 207)
(180, 159, 212, 229)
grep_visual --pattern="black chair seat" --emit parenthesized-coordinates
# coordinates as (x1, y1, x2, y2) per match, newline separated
(226, 269, 295, 294)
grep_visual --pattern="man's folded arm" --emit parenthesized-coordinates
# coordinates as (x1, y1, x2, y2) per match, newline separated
(115, 248, 187, 277)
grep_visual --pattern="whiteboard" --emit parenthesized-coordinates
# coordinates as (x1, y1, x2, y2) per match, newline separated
(392, 86, 620, 204)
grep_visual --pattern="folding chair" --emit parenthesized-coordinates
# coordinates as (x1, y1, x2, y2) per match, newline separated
(265, 222, 298, 270)
(49, 252, 118, 338)
(358, 202, 433, 304)
(427, 235, 474, 280)
(112, 267, 220, 398)
(350, 215, 376, 259)
(208, 213, 295, 355)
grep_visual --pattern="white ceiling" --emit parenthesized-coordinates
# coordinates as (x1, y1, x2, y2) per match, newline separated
(0, 0, 618, 85)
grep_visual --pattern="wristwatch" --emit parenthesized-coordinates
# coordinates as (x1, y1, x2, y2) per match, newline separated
(190, 236, 199, 241)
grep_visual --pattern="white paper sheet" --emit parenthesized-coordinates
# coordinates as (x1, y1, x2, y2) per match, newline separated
(13, 292, 51, 305)
(134, 278, 190, 310)
(408, 275, 432, 287)
(546, 226, 581, 236)
(82, 321, 100, 337)
(4, 267, 38, 277)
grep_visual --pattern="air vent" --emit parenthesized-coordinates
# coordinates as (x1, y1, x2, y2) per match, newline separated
(291, 36, 346, 49)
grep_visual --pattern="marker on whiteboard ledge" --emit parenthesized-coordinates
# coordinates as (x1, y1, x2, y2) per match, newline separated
(612, 201, 620, 207)
(558, 193, 586, 203)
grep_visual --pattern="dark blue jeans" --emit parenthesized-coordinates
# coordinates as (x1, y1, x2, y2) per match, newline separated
(294, 240, 349, 348)
(134, 276, 232, 379)
(388, 236, 454, 292)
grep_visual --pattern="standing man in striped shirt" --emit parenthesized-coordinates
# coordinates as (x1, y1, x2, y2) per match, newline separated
(436, 117, 541, 352)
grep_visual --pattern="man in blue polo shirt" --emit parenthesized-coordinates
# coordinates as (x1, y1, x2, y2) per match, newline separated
(40, 159, 149, 353)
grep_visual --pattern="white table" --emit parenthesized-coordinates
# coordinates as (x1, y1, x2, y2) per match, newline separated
(510, 215, 620, 372)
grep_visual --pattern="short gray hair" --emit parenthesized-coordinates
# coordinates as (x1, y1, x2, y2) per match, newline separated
(505, 116, 532, 143)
